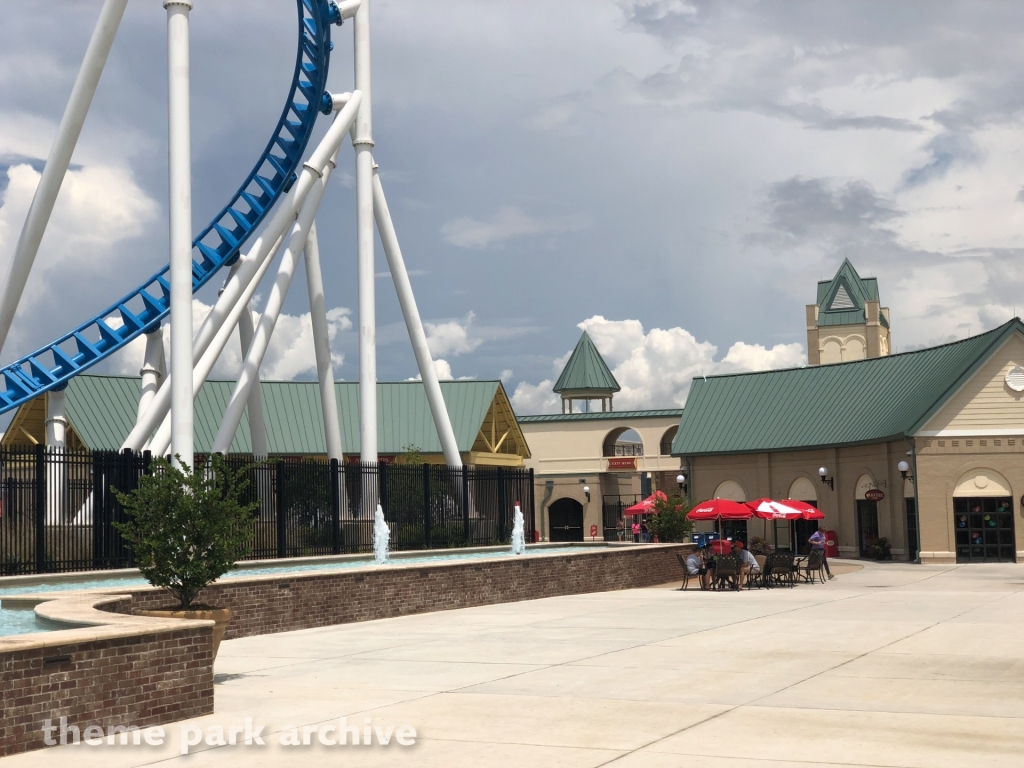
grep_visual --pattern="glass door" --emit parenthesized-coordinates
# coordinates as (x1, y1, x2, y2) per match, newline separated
(856, 500, 879, 557)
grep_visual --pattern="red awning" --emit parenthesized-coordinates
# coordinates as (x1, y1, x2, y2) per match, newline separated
(686, 498, 753, 521)
(623, 490, 667, 517)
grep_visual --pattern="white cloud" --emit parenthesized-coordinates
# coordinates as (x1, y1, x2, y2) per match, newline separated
(112, 300, 352, 382)
(511, 378, 560, 414)
(0, 160, 159, 352)
(513, 315, 805, 414)
(406, 357, 475, 382)
(499, 368, 513, 382)
(424, 311, 482, 357)
(440, 206, 589, 249)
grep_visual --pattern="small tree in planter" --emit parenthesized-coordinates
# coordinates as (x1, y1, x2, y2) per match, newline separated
(113, 454, 257, 657)
(648, 492, 693, 543)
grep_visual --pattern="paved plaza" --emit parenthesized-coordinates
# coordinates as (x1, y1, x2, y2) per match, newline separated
(6, 560, 1024, 767)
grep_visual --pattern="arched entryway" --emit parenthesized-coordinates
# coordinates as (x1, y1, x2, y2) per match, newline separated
(953, 468, 1015, 563)
(855, 473, 880, 558)
(548, 498, 584, 542)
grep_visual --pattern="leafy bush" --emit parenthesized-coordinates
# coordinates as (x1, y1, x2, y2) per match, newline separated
(113, 454, 257, 610)
(872, 536, 892, 561)
(748, 536, 772, 555)
(648, 492, 693, 543)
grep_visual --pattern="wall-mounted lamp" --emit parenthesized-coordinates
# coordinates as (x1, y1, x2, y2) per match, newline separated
(583, 485, 591, 503)
(897, 460, 915, 484)
(676, 473, 687, 494)
(818, 466, 834, 491)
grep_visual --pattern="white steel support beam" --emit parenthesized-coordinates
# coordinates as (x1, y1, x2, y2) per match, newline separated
(121, 92, 360, 452)
(304, 221, 344, 461)
(138, 329, 166, 421)
(0, 0, 129, 358)
(237, 302, 269, 458)
(353, 0, 377, 464)
(210, 157, 336, 454)
(372, 166, 462, 467)
(165, 0, 194, 470)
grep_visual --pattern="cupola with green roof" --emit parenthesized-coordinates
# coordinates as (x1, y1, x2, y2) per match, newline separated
(806, 258, 891, 365)
(552, 331, 621, 413)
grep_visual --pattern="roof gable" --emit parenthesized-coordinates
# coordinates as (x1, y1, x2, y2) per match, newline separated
(815, 259, 883, 327)
(553, 331, 621, 394)
(673, 319, 1022, 456)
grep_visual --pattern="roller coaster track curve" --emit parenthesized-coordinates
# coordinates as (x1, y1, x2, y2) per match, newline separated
(0, 0, 339, 414)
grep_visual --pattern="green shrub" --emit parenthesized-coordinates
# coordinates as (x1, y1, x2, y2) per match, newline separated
(113, 454, 257, 610)
(648, 492, 693, 543)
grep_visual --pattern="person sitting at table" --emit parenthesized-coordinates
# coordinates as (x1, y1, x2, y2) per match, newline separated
(732, 539, 760, 589)
(685, 548, 711, 589)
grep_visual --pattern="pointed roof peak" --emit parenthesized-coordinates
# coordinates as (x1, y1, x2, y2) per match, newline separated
(553, 331, 621, 394)
(816, 258, 880, 312)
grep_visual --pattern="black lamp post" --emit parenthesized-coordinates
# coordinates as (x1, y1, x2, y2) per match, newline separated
(676, 473, 687, 494)
(818, 466, 834, 490)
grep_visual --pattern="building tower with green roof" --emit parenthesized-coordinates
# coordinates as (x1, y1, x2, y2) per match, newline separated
(806, 258, 891, 365)
(552, 331, 621, 413)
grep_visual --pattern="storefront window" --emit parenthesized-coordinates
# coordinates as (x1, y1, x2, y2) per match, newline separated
(954, 497, 1015, 563)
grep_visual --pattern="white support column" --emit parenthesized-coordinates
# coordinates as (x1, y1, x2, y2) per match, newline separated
(166, 0, 193, 469)
(138, 329, 166, 422)
(353, 0, 377, 464)
(46, 388, 68, 523)
(121, 92, 360, 453)
(46, 389, 67, 448)
(304, 221, 344, 461)
(210, 157, 336, 455)
(0, 0, 129, 357)
(237, 302, 269, 458)
(372, 166, 462, 467)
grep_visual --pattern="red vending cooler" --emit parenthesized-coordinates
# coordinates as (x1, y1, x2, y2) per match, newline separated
(825, 530, 839, 558)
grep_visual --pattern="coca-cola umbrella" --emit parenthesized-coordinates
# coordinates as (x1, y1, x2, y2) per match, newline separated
(747, 498, 825, 551)
(623, 490, 668, 517)
(779, 499, 825, 520)
(687, 498, 752, 539)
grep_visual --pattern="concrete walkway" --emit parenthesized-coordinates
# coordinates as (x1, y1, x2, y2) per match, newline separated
(5, 560, 1024, 767)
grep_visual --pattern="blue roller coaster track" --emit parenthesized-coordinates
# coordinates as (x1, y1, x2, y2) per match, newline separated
(0, 0, 341, 414)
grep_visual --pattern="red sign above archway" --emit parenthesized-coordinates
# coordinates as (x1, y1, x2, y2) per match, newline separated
(865, 489, 885, 502)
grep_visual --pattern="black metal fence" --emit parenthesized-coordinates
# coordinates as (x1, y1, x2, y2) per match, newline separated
(0, 447, 535, 576)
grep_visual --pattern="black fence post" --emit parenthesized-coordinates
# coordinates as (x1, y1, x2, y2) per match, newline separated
(276, 459, 286, 559)
(497, 466, 506, 543)
(330, 458, 341, 554)
(379, 461, 388, 518)
(528, 467, 536, 540)
(461, 465, 470, 545)
(422, 463, 431, 548)
(34, 443, 45, 573)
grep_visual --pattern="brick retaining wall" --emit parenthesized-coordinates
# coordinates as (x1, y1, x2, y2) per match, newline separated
(0, 604, 213, 758)
(119, 544, 691, 640)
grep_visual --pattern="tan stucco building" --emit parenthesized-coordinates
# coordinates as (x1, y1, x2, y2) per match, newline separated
(674, 318, 1024, 564)
(519, 330, 683, 541)
(807, 259, 891, 365)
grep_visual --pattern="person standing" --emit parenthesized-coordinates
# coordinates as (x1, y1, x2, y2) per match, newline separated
(809, 526, 834, 579)
(631, 519, 641, 543)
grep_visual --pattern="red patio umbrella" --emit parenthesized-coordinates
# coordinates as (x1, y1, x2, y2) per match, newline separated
(687, 498, 753, 521)
(747, 498, 804, 520)
(623, 490, 668, 517)
(780, 499, 825, 520)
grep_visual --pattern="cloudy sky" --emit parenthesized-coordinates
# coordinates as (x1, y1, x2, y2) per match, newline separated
(2, 0, 1023, 421)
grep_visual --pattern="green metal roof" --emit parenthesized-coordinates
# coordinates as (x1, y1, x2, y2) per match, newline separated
(672, 319, 1023, 456)
(518, 409, 683, 423)
(814, 258, 888, 328)
(552, 331, 621, 394)
(63, 376, 504, 455)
